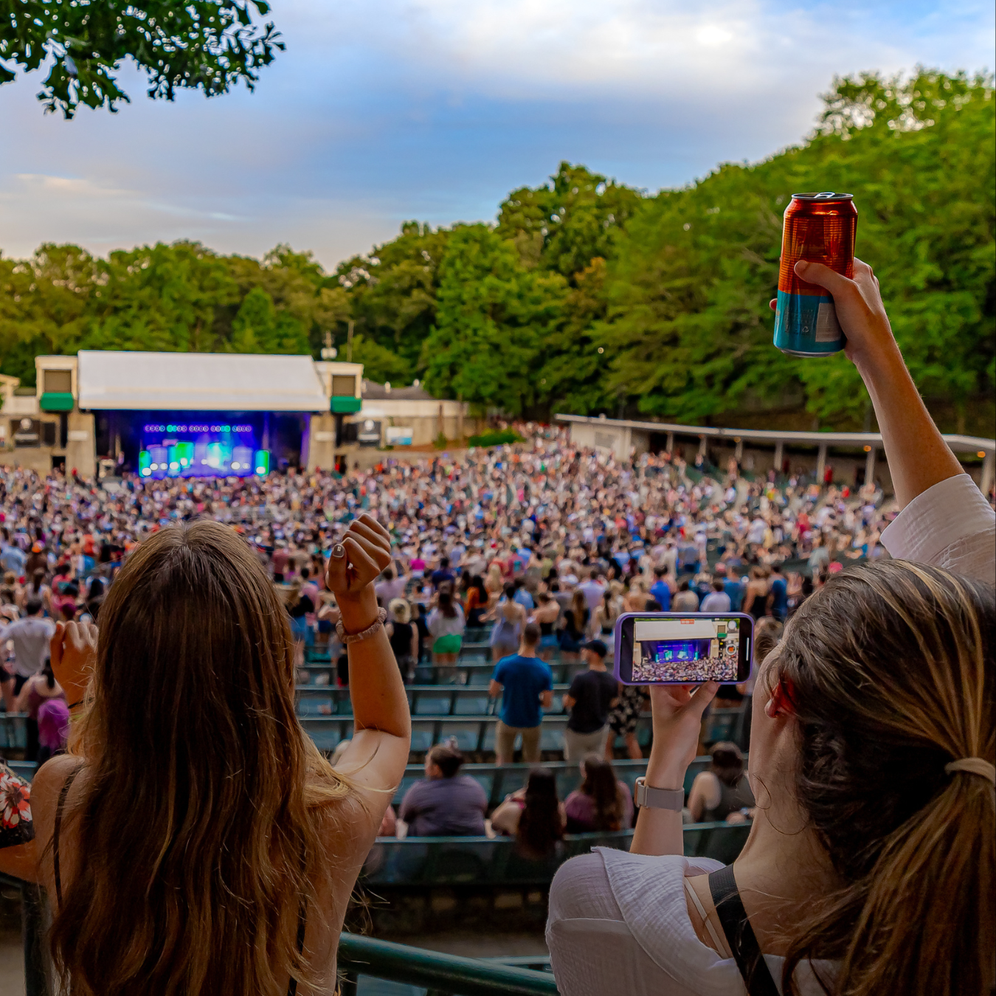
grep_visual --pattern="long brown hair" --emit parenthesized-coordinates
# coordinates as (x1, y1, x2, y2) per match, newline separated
(569, 590, 587, 632)
(774, 561, 994, 996)
(579, 754, 624, 831)
(50, 521, 351, 996)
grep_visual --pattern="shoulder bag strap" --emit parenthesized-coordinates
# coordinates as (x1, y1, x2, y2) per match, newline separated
(708, 864, 781, 996)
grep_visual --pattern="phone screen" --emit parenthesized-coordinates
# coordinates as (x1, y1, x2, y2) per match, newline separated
(615, 612, 753, 684)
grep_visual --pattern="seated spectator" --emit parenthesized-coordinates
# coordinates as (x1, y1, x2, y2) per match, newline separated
(398, 742, 487, 837)
(547, 259, 996, 996)
(564, 755, 633, 833)
(490, 767, 565, 859)
(32, 513, 410, 996)
(686, 742, 754, 823)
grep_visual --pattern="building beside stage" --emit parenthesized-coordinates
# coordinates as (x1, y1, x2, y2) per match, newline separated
(0, 351, 475, 478)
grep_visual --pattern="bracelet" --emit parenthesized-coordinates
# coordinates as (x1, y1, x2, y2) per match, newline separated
(335, 607, 387, 645)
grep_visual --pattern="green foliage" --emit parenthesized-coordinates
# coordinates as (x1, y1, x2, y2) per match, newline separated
(1, 69, 991, 428)
(421, 225, 568, 416)
(598, 68, 994, 425)
(0, 1, 283, 118)
(469, 429, 524, 448)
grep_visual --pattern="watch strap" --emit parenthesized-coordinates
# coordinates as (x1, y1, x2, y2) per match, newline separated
(634, 777, 684, 812)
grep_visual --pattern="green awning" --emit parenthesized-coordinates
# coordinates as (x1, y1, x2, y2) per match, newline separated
(39, 392, 74, 412)
(331, 396, 362, 413)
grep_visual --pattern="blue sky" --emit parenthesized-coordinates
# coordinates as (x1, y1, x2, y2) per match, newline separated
(0, 0, 992, 270)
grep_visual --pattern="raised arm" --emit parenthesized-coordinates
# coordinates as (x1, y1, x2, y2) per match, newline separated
(630, 682, 717, 856)
(325, 514, 411, 808)
(785, 259, 964, 509)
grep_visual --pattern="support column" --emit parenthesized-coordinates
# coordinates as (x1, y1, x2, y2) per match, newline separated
(816, 443, 827, 486)
(773, 440, 784, 474)
(734, 438, 744, 461)
(982, 451, 994, 497)
(457, 402, 464, 441)
(864, 446, 877, 488)
(697, 436, 707, 459)
(666, 432, 674, 454)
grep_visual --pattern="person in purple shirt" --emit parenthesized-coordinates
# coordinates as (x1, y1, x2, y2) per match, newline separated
(398, 742, 487, 836)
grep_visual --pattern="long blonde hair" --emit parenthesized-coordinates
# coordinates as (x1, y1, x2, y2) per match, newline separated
(775, 560, 994, 996)
(51, 521, 351, 996)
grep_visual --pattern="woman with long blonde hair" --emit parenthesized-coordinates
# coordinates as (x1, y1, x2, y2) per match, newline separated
(548, 259, 996, 996)
(32, 513, 410, 996)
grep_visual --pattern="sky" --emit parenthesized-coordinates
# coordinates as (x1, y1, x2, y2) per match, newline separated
(0, 0, 992, 271)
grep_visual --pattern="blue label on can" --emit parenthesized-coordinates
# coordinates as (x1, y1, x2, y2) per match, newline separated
(773, 291, 846, 355)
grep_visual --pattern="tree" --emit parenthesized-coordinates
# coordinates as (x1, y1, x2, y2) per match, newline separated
(0, 1, 283, 118)
(421, 225, 567, 415)
(497, 162, 642, 280)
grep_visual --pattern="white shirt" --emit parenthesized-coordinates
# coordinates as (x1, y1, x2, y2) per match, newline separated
(0, 616, 57, 678)
(880, 473, 995, 584)
(547, 473, 995, 996)
(547, 850, 833, 996)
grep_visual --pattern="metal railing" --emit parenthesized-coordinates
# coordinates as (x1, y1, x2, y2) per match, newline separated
(338, 933, 558, 996)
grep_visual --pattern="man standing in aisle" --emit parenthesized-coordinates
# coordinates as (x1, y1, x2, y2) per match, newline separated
(489, 623, 553, 765)
(562, 640, 618, 761)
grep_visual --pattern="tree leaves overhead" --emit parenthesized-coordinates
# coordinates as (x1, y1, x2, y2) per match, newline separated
(0, 1, 283, 117)
(0, 70, 992, 432)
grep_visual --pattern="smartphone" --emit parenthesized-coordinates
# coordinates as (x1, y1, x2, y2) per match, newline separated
(614, 612, 753, 685)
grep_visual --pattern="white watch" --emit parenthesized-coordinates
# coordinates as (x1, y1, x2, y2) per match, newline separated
(634, 777, 684, 811)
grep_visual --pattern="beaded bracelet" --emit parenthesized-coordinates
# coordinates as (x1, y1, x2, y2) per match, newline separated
(335, 607, 387, 645)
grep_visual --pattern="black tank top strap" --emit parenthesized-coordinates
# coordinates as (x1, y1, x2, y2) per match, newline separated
(53, 764, 84, 908)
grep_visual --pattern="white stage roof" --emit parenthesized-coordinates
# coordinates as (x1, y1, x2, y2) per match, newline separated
(77, 351, 328, 412)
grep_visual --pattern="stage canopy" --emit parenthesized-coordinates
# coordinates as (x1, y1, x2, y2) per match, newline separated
(77, 351, 328, 412)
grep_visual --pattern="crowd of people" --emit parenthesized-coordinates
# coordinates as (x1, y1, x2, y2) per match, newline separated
(0, 257, 989, 996)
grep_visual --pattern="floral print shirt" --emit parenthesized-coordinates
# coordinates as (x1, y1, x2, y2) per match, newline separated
(0, 763, 32, 848)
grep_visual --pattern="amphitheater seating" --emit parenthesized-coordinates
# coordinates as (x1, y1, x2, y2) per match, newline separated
(361, 822, 750, 888)
(300, 713, 655, 757)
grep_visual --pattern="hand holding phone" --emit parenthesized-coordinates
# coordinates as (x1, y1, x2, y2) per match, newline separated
(614, 612, 753, 685)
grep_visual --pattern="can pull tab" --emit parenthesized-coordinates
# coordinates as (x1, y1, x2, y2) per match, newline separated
(814, 191, 837, 199)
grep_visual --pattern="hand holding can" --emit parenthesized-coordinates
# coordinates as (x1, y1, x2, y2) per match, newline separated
(773, 191, 858, 356)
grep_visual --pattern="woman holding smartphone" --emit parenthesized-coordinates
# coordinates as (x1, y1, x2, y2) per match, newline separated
(547, 259, 995, 996)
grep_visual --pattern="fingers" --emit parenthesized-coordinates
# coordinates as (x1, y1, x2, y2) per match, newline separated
(355, 512, 389, 541)
(342, 536, 380, 576)
(344, 530, 391, 570)
(793, 260, 854, 298)
(690, 680, 720, 715)
(346, 517, 391, 553)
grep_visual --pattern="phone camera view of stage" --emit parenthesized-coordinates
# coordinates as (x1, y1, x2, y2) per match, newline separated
(633, 617, 740, 682)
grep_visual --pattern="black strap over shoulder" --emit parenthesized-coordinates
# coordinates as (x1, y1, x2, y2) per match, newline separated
(708, 864, 781, 996)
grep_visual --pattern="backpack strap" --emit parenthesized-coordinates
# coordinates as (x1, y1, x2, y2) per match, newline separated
(708, 864, 781, 996)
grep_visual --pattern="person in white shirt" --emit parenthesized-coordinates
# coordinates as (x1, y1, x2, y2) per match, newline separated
(0, 597, 57, 694)
(547, 258, 995, 996)
(699, 580, 732, 613)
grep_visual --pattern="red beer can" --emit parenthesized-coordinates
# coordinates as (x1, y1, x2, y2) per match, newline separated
(773, 192, 858, 356)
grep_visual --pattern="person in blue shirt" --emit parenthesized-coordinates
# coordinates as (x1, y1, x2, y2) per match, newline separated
(648, 569, 671, 611)
(0, 536, 26, 577)
(718, 563, 745, 612)
(430, 557, 455, 590)
(489, 623, 553, 765)
(768, 563, 789, 620)
(512, 580, 535, 611)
